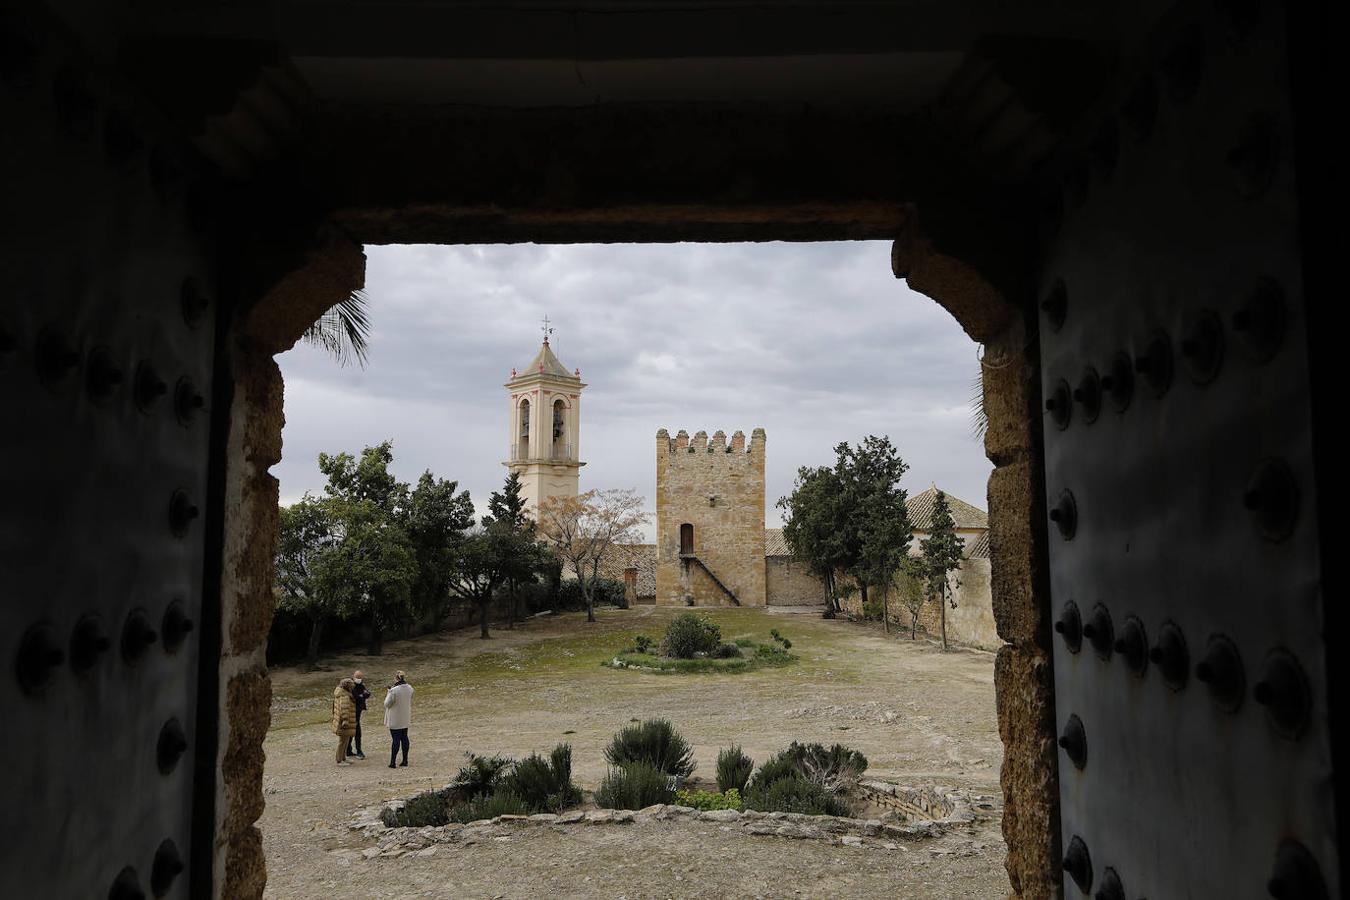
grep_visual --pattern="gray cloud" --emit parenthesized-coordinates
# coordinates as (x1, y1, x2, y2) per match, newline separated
(276, 242, 992, 539)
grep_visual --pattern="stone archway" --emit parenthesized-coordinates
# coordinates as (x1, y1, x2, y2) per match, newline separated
(216, 213, 1055, 897)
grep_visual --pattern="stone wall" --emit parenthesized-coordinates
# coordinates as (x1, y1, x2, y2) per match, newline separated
(654, 428, 767, 606)
(916, 558, 998, 651)
(765, 556, 829, 606)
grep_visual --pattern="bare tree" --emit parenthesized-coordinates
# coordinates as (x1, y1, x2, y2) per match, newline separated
(537, 488, 648, 622)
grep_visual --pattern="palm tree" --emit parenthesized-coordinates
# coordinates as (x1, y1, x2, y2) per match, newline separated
(302, 289, 371, 366)
(969, 371, 987, 441)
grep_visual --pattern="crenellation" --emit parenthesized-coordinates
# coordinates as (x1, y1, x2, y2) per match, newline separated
(655, 427, 767, 607)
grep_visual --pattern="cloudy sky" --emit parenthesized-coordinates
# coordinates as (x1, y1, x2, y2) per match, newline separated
(275, 242, 991, 539)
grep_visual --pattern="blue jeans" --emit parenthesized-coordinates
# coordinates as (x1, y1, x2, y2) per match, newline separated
(389, 728, 409, 766)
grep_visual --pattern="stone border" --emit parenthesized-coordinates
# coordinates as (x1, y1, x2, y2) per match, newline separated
(349, 787, 988, 857)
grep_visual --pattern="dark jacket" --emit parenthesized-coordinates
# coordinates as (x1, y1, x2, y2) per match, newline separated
(351, 681, 371, 712)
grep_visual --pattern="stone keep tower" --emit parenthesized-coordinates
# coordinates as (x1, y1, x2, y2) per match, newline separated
(655, 428, 766, 607)
(504, 335, 585, 510)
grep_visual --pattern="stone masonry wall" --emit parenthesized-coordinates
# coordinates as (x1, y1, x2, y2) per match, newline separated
(655, 428, 767, 606)
(765, 556, 830, 606)
(916, 558, 998, 650)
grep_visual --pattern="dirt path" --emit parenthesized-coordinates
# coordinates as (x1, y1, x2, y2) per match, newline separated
(261, 607, 1009, 898)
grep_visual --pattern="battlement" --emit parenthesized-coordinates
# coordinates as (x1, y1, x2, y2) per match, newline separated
(656, 427, 765, 455)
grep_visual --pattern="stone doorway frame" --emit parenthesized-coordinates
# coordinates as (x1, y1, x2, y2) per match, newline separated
(213, 218, 1055, 898)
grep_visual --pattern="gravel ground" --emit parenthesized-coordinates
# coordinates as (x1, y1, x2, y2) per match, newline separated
(261, 606, 1009, 899)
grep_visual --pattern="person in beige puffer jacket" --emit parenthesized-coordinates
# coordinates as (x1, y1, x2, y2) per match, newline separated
(332, 677, 357, 765)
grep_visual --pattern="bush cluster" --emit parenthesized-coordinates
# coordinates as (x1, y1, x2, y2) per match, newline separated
(395, 745, 583, 827)
(675, 788, 742, 811)
(712, 642, 743, 659)
(507, 743, 583, 812)
(661, 613, 722, 658)
(716, 745, 754, 794)
(595, 761, 675, 810)
(604, 718, 696, 778)
(633, 634, 654, 654)
(741, 741, 868, 817)
(392, 723, 867, 828)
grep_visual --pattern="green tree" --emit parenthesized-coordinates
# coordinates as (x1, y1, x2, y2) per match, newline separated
(276, 495, 337, 669)
(318, 441, 406, 514)
(311, 497, 417, 655)
(446, 525, 512, 639)
(314, 441, 416, 653)
(778, 436, 910, 619)
(484, 472, 547, 628)
(777, 466, 850, 615)
(921, 490, 965, 651)
(403, 471, 476, 625)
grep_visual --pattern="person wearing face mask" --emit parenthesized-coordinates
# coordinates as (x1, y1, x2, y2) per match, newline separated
(346, 669, 371, 760)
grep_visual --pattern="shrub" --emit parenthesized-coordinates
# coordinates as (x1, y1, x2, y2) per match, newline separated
(716, 745, 754, 794)
(675, 788, 742, 811)
(503, 743, 582, 812)
(395, 789, 451, 827)
(770, 629, 793, 650)
(448, 753, 512, 802)
(783, 742, 868, 791)
(712, 642, 743, 659)
(748, 752, 800, 790)
(861, 598, 885, 621)
(755, 644, 789, 660)
(662, 613, 721, 659)
(743, 774, 853, 817)
(604, 718, 696, 777)
(732, 636, 755, 648)
(450, 789, 530, 823)
(633, 634, 654, 654)
(595, 762, 675, 810)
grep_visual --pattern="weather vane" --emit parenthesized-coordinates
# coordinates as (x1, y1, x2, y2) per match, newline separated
(541, 314, 554, 342)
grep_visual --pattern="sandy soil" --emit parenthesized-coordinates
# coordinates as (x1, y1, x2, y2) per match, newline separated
(261, 606, 1009, 899)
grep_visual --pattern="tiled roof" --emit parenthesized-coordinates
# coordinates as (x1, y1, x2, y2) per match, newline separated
(765, 527, 791, 556)
(597, 543, 656, 597)
(510, 340, 579, 382)
(963, 531, 990, 559)
(907, 486, 988, 531)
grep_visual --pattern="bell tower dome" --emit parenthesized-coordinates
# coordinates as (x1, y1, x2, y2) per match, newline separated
(504, 320, 586, 510)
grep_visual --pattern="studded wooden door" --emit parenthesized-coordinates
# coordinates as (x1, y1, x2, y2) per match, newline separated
(0, 12, 223, 899)
(1039, 4, 1339, 897)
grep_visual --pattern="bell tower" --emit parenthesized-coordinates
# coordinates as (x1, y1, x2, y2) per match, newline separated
(504, 319, 586, 510)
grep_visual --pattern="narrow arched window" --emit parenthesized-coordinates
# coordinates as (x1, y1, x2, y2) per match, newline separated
(680, 523, 694, 556)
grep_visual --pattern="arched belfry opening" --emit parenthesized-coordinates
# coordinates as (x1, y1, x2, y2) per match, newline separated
(516, 398, 530, 461)
(552, 398, 567, 460)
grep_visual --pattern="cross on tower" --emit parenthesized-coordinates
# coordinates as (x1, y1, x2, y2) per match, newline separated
(541, 315, 554, 343)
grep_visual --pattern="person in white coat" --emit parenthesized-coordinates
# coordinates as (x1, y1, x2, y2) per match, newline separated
(383, 670, 414, 768)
